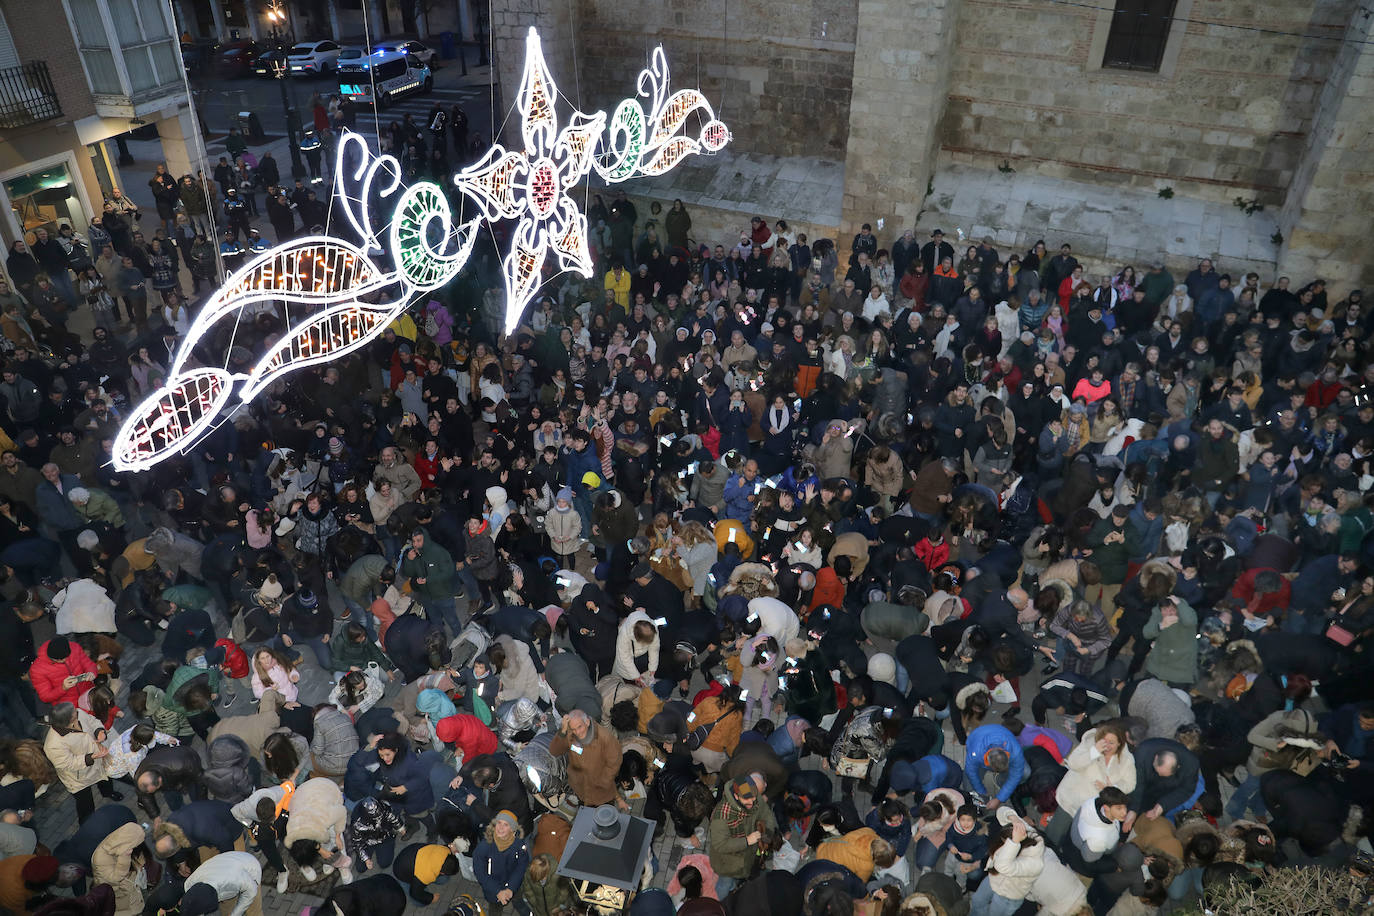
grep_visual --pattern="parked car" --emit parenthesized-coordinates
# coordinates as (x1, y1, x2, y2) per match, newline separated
(287, 40, 342, 76)
(215, 42, 260, 79)
(334, 46, 371, 71)
(251, 49, 287, 78)
(372, 40, 436, 66)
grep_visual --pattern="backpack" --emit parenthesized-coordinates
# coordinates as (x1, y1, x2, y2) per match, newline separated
(448, 620, 491, 671)
(424, 308, 440, 338)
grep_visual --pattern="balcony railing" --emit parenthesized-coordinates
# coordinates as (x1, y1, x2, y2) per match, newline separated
(0, 62, 63, 129)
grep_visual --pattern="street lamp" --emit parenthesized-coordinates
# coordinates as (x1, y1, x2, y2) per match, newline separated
(266, 2, 306, 179)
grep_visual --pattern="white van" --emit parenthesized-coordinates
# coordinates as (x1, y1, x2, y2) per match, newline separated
(337, 50, 432, 107)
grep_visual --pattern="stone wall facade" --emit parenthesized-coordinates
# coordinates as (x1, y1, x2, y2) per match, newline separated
(1275, 5, 1374, 289)
(938, 0, 1358, 206)
(570, 0, 858, 161)
(840, 0, 962, 235)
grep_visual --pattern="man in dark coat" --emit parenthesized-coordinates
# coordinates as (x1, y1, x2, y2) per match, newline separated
(1124, 738, 1200, 832)
(135, 745, 205, 817)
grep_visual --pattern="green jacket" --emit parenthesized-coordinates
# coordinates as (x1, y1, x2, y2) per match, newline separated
(341, 554, 390, 604)
(1139, 269, 1175, 307)
(74, 488, 124, 528)
(399, 540, 455, 600)
(330, 622, 396, 672)
(519, 870, 576, 916)
(708, 791, 778, 879)
(162, 584, 214, 611)
(1087, 518, 1138, 584)
(1142, 599, 1199, 685)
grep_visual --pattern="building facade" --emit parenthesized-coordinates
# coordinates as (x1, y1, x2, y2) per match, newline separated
(0, 0, 195, 251)
(490, 0, 1373, 288)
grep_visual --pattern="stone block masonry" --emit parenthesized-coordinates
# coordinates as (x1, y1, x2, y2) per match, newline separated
(570, 0, 859, 161)
(938, 0, 1358, 206)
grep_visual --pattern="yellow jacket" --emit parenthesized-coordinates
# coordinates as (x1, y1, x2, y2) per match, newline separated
(604, 269, 631, 308)
(817, 827, 879, 881)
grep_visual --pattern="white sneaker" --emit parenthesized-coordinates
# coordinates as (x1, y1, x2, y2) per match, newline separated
(276, 872, 288, 894)
(321, 863, 335, 875)
(338, 867, 353, 884)
(299, 865, 317, 882)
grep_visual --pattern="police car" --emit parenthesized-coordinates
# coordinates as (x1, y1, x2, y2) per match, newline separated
(336, 49, 432, 108)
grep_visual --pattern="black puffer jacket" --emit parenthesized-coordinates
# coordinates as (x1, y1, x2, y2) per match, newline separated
(203, 735, 257, 804)
(382, 614, 450, 681)
(318, 874, 407, 916)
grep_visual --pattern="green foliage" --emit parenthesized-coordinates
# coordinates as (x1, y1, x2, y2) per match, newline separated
(1158, 187, 1174, 198)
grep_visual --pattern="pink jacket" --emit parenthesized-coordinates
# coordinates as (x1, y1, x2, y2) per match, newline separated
(251, 663, 298, 702)
(667, 853, 719, 900)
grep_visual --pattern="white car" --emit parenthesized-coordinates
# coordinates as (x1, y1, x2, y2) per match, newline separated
(333, 46, 371, 70)
(287, 40, 342, 76)
(373, 40, 437, 66)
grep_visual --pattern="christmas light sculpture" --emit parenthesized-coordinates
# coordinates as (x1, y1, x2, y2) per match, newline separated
(594, 45, 732, 182)
(453, 28, 605, 335)
(111, 27, 730, 472)
(112, 138, 479, 471)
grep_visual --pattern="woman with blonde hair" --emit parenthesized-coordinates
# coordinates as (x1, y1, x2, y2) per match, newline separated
(675, 521, 716, 606)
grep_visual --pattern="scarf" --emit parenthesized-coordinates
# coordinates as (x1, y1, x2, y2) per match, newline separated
(493, 830, 516, 852)
(768, 406, 790, 434)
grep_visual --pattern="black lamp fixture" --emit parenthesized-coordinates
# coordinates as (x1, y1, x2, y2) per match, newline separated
(556, 805, 654, 914)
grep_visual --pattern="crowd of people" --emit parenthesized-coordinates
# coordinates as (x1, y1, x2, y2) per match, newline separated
(0, 166, 1371, 916)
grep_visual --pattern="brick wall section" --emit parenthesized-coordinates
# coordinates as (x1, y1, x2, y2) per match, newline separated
(840, 0, 962, 235)
(1, 0, 94, 125)
(570, 0, 858, 160)
(938, 0, 1356, 205)
(1276, 5, 1374, 289)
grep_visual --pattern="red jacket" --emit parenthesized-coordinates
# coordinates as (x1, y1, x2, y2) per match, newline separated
(914, 538, 951, 571)
(1231, 567, 1291, 617)
(215, 638, 250, 679)
(808, 567, 847, 616)
(435, 714, 498, 760)
(29, 640, 97, 707)
(414, 452, 440, 489)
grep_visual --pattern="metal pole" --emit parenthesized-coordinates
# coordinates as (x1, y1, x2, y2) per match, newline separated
(273, 22, 307, 179)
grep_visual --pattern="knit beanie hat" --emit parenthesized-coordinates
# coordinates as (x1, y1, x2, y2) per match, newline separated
(730, 775, 757, 801)
(867, 653, 897, 686)
(179, 883, 219, 916)
(492, 810, 520, 834)
(46, 637, 70, 661)
(555, 486, 573, 505)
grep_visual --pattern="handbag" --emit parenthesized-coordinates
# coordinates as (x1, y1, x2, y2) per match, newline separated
(684, 708, 731, 751)
(1326, 623, 1356, 646)
(1256, 711, 1322, 777)
(835, 755, 872, 779)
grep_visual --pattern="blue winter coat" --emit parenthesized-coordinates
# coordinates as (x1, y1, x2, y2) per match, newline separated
(375, 747, 434, 814)
(722, 473, 756, 524)
(964, 724, 1026, 803)
(473, 835, 529, 904)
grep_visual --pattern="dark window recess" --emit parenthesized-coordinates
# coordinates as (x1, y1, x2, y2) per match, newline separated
(1102, 0, 1178, 72)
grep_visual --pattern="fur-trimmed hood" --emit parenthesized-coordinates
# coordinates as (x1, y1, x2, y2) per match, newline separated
(955, 681, 990, 711)
(1039, 578, 1075, 612)
(1138, 557, 1177, 600)
(721, 563, 779, 600)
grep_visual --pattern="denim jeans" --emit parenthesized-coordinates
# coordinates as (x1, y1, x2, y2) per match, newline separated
(1165, 772, 1208, 822)
(971, 878, 1024, 915)
(715, 875, 737, 898)
(342, 594, 376, 641)
(424, 597, 462, 637)
(1224, 772, 1268, 820)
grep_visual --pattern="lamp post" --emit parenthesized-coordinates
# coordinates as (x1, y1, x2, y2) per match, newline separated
(266, 2, 307, 179)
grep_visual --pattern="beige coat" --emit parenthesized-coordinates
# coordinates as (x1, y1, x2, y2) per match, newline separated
(92, 821, 148, 916)
(42, 725, 107, 793)
(207, 690, 284, 758)
(282, 777, 347, 848)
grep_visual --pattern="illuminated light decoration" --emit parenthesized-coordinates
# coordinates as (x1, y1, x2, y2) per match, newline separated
(112, 137, 475, 471)
(593, 45, 732, 183)
(113, 29, 731, 469)
(453, 28, 606, 335)
(390, 182, 480, 292)
(112, 368, 237, 472)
